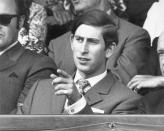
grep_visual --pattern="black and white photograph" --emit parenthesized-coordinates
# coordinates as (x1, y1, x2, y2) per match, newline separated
(0, 0, 164, 130)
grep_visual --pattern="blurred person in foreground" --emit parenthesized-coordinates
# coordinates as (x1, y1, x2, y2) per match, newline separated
(18, 10, 141, 115)
(0, 0, 57, 114)
(128, 31, 164, 114)
(49, 0, 152, 85)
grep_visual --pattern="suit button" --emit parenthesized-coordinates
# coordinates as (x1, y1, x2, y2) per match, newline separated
(108, 123, 116, 129)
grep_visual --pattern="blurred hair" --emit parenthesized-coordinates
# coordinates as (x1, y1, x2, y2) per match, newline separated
(70, 10, 118, 49)
(14, 0, 32, 30)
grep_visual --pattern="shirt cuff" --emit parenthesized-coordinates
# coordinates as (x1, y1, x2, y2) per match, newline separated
(65, 96, 87, 114)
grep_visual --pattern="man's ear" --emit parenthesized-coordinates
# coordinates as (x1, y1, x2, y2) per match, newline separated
(70, 34, 74, 50)
(106, 42, 116, 58)
(18, 15, 25, 30)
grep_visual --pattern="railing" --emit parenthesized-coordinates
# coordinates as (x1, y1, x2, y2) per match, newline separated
(0, 115, 164, 131)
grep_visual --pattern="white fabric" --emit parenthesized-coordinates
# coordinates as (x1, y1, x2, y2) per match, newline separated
(65, 96, 87, 114)
(143, 2, 164, 44)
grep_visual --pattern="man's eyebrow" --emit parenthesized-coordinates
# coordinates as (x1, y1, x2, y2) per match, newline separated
(87, 38, 100, 43)
(157, 50, 164, 54)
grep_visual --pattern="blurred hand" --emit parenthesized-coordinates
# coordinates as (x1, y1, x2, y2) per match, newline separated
(51, 69, 81, 104)
(46, 5, 74, 25)
(127, 75, 164, 92)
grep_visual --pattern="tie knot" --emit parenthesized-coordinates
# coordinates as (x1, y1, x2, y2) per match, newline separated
(77, 79, 90, 94)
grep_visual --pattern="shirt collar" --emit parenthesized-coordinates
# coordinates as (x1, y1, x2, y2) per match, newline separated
(106, 9, 112, 15)
(74, 70, 107, 87)
(0, 41, 18, 56)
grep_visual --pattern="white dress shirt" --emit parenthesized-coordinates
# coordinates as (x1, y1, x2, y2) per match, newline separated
(65, 70, 107, 114)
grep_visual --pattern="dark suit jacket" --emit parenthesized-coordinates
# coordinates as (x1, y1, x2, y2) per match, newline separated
(18, 71, 141, 115)
(0, 43, 57, 114)
(124, 0, 157, 26)
(138, 37, 163, 114)
(139, 89, 164, 114)
(48, 15, 151, 85)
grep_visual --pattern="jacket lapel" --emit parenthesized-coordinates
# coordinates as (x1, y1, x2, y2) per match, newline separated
(0, 43, 25, 71)
(110, 12, 120, 29)
(84, 72, 115, 106)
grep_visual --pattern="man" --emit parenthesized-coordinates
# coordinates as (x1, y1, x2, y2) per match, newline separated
(48, 0, 152, 85)
(18, 10, 141, 115)
(128, 31, 164, 114)
(0, 0, 57, 114)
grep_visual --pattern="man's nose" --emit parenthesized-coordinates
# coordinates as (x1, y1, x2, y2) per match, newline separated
(80, 41, 88, 53)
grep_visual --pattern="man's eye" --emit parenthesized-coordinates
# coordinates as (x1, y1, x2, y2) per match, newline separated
(88, 39, 99, 44)
(75, 37, 83, 43)
(158, 53, 164, 57)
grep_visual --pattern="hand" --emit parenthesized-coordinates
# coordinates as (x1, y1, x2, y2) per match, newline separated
(46, 6, 74, 25)
(127, 75, 164, 92)
(51, 69, 81, 104)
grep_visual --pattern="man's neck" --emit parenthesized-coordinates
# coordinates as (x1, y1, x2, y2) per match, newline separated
(0, 41, 18, 56)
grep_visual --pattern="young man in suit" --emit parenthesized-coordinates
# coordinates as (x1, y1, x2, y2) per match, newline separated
(18, 10, 141, 115)
(48, 0, 152, 85)
(0, 0, 57, 114)
(128, 31, 164, 114)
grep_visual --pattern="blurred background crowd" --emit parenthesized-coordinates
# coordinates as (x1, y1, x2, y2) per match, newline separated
(18, 0, 158, 53)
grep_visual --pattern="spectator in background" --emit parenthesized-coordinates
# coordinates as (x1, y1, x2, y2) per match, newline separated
(48, 0, 152, 85)
(0, 0, 57, 114)
(45, 0, 74, 46)
(128, 31, 164, 114)
(18, 1, 47, 54)
(143, 0, 164, 44)
(18, 0, 74, 54)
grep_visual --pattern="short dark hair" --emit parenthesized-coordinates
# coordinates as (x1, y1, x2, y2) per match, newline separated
(70, 10, 118, 49)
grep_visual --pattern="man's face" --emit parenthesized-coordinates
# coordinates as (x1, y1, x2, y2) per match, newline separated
(71, 24, 109, 77)
(157, 39, 164, 75)
(70, 0, 101, 13)
(0, 0, 19, 51)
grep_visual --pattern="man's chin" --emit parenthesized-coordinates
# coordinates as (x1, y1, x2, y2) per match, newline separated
(76, 65, 90, 73)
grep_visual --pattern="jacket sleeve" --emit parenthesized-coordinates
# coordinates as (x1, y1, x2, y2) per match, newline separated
(108, 28, 151, 85)
(17, 55, 57, 105)
(17, 81, 39, 115)
(111, 94, 142, 114)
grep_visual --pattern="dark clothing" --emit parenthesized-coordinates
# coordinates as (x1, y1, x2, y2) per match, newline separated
(124, 0, 157, 26)
(0, 43, 57, 114)
(18, 71, 141, 114)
